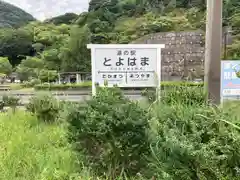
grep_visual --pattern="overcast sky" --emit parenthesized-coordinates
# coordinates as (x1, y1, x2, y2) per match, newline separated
(3, 0, 89, 21)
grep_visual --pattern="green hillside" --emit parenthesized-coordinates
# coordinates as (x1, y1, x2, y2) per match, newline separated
(0, 0, 35, 28)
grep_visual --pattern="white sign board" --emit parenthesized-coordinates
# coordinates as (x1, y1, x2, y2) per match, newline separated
(87, 44, 165, 95)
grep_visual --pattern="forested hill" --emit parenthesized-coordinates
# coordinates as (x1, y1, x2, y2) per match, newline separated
(0, 1, 35, 28)
(0, 0, 240, 81)
(44, 13, 78, 25)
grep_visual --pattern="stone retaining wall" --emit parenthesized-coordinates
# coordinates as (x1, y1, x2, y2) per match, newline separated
(132, 29, 232, 81)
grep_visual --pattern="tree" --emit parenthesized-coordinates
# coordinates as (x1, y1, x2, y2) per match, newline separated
(20, 56, 44, 69)
(88, 0, 109, 11)
(0, 57, 12, 76)
(227, 40, 240, 59)
(45, 13, 78, 25)
(88, 19, 113, 33)
(0, 28, 33, 66)
(59, 26, 91, 72)
(40, 49, 61, 71)
(38, 69, 58, 82)
(16, 56, 44, 81)
(230, 12, 240, 34)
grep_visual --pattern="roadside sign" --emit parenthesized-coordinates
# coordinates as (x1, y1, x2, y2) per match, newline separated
(87, 44, 165, 95)
(221, 60, 240, 100)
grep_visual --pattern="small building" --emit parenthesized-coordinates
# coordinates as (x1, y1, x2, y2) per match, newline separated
(58, 72, 91, 84)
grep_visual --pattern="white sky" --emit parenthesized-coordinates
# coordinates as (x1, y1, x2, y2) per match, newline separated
(3, 0, 89, 21)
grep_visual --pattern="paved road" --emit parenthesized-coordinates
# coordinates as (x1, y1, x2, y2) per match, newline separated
(0, 90, 147, 105)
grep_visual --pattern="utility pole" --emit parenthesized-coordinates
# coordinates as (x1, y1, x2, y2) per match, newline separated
(204, 0, 222, 104)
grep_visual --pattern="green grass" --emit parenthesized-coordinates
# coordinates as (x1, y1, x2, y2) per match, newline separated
(0, 110, 144, 179)
(0, 111, 81, 180)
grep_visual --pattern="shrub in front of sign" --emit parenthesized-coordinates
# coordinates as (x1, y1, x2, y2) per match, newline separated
(66, 87, 151, 178)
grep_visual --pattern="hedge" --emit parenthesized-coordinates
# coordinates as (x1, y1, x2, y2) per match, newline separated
(34, 81, 203, 91)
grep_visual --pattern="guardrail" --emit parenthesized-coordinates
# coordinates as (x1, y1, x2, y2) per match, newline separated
(0, 91, 146, 108)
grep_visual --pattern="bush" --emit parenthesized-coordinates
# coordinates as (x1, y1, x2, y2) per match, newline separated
(148, 103, 240, 180)
(0, 100, 4, 110)
(34, 82, 91, 90)
(2, 95, 20, 112)
(67, 87, 150, 178)
(2, 95, 20, 105)
(161, 85, 206, 106)
(26, 93, 61, 122)
(142, 83, 205, 105)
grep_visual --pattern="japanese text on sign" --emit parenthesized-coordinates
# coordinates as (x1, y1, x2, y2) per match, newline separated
(103, 49, 150, 68)
(221, 61, 240, 98)
(95, 48, 157, 87)
(87, 44, 165, 89)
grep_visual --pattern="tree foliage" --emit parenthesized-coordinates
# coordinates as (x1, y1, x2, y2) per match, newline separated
(16, 56, 44, 81)
(0, 28, 34, 66)
(38, 69, 58, 82)
(44, 13, 78, 25)
(59, 26, 91, 72)
(0, 57, 12, 76)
